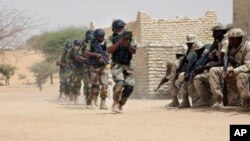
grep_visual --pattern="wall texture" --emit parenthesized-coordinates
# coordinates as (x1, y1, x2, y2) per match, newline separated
(233, 0, 250, 38)
(103, 10, 217, 45)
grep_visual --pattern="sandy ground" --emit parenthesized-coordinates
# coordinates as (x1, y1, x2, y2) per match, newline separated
(0, 85, 249, 141)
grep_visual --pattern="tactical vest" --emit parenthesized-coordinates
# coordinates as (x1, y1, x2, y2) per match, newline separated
(111, 34, 132, 65)
(89, 40, 108, 67)
(70, 46, 83, 69)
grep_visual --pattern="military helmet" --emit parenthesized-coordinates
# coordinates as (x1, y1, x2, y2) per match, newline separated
(73, 40, 81, 46)
(112, 19, 126, 31)
(212, 23, 232, 31)
(85, 30, 94, 41)
(227, 28, 246, 38)
(64, 42, 73, 49)
(192, 40, 204, 51)
(176, 47, 186, 55)
(94, 29, 105, 38)
(186, 34, 196, 43)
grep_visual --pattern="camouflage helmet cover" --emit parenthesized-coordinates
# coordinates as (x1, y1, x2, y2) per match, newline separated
(186, 34, 196, 43)
(176, 47, 186, 55)
(192, 40, 204, 51)
(227, 28, 246, 38)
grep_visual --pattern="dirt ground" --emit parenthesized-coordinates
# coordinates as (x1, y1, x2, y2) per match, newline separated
(0, 85, 249, 141)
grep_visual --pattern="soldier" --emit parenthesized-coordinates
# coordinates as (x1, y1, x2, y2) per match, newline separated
(106, 19, 137, 113)
(75, 30, 94, 103)
(68, 40, 85, 103)
(179, 40, 208, 108)
(164, 47, 186, 107)
(209, 28, 250, 110)
(85, 28, 109, 110)
(172, 34, 197, 108)
(192, 23, 231, 107)
(56, 42, 73, 100)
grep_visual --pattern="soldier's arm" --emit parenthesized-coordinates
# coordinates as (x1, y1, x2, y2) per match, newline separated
(233, 43, 250, 74)
(84, 44, 102, 59)
(106, 37, 123, 53)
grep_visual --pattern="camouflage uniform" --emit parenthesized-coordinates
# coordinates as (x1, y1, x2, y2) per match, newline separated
(177, 34, 198, 108)
(193, 24, 231, 107)
(107, 32, 137, 112)
(166, 48, 186, 107)
(86, 29, 109, 110)
(68, 41, 85, 102)
(80, 41, 92, 100)
(209, 28, 250, 108)
(58, 45, 72, 99)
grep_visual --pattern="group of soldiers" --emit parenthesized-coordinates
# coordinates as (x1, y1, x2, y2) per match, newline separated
(56, 19, 137, 113)
(157, 23, 250, 111)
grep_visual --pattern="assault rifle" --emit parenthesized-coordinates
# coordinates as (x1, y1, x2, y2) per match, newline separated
(175, 47, 192, 79)
(112, 31, 133, 43)
(154, 66, 171, 92)
(92, 41, 109, 65)
(221, 55, 229, 106)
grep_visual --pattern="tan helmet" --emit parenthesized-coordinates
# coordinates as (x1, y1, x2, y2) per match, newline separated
(186, 34, 196, 43)
(192, 40, 204, 51)
(227, 28, 246, 38)
(176, 47, 186, 55)
(211, 23, 232, 31)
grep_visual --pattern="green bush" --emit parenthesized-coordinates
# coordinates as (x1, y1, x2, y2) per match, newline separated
(0, 64, 16, 85)
(30, 61, 57, 91)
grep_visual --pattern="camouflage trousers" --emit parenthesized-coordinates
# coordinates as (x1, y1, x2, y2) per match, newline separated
(178, 73, 199, 104)
(82, 66, 91, 99)
(170, 72, 184, 98)
(209, 67, 243, 106)
(193, 72, 212, 103)
(111, 63, 135, 105)
(88, 66, 109, 100)
(59, 68, 70, 95)
(69, 67, 84, 96)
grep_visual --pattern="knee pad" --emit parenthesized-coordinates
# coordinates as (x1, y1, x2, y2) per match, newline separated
(122, 86, 134, 98)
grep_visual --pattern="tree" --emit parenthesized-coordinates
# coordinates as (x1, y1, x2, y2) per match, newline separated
(0, 64, 16, 85)
(0, 3, 38, 49)
(26, 26, 86, 85)
(29, 26, 86, 62)
(29, 61, 57, 91)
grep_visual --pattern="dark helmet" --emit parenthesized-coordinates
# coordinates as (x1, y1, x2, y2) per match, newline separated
(94, 29, 105, 38)
(112, 19, 126, 31)
(73, 40, 81, 46)
(85, 30, 94, 41)
(64, 42, 73, 49)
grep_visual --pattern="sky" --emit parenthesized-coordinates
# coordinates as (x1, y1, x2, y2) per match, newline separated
(1, 0, 233, 35)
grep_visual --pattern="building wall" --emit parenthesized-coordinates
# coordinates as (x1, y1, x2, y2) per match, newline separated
(233, 0, 250, 38)
(132, 44, 182, 98)
(103, 10, 217, 45)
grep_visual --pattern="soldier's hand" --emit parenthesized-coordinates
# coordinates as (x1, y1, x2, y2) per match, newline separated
(227, 70, 234, 77)
(122, 39, 131, 47)
(96, 54, 103, 59)
(195, 66, 204, 74)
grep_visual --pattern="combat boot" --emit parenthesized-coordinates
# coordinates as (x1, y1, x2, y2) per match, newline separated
(178, 94, 190, 108)
(112, 102, 122, 113)
(193, 99, 209, 107)
(73, 95, 78, 104)
(238, 99, 250, 112)
(100, 98, 108, 110)
(166, 95, 179, 108)
(93, 95, 99, 106)
(58, 92, 62, 100)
